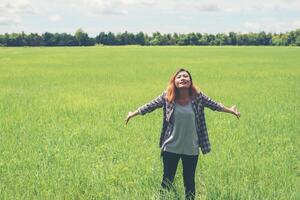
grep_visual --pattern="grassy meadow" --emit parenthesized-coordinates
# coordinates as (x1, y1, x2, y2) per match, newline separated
(0, 46, 299, 199)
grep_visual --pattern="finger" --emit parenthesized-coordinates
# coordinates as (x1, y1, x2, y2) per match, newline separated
(234, 113, 238, 119)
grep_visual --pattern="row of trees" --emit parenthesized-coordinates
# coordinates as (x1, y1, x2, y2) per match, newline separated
(1, 29, 300, 46)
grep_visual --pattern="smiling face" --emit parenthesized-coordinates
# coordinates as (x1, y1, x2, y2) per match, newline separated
(174, 71, 191, 89)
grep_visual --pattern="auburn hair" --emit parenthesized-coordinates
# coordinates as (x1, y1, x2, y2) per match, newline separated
(166, 68, 200, 103)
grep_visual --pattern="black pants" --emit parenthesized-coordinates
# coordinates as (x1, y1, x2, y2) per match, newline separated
(161, 151, 199, 200)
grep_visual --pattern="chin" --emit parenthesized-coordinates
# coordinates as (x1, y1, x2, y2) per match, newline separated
(178, 86, 190, 89)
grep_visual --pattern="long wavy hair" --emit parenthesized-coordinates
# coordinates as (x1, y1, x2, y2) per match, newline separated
(166, 68, 200, 103)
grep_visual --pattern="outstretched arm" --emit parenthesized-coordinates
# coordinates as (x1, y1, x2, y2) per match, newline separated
(124, 91, 166, 125)
(124, 110, 140, 125)
(220, 105, 241, 119)
(200, 92, 241, 119)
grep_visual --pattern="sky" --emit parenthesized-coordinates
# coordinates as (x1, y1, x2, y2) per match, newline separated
(1, 0, 300, 36)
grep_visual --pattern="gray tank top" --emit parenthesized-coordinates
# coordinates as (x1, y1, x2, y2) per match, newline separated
(163, 101, 199, 155)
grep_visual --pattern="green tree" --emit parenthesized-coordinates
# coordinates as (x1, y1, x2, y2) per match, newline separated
(186, 33, 199, 45)
(215, 33, 227, 45)
(294, 35, 300, 46)
(257, 31, 271, 45)
(96, 32, 108, 45)
(106, 32, 116, 45)
(135, 32, 146, 45)
(198, 33, 208, 45)
(26, 33, 43, 46)
(75, 28, 89, 46)
(7, 33, 26, 46)
(149, 32, 170, 45)
(228, 32, 237, 45)
(0, 34, 9, 46)
(42, 32, 57, 46)
(271, 34, 288, 46)
(176, 34, 188, 45)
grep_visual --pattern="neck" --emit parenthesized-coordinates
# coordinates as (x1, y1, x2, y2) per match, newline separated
(176, 88, 189, 99)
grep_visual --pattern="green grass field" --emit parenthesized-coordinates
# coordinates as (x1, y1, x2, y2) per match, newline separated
(0, 46, 299, 199)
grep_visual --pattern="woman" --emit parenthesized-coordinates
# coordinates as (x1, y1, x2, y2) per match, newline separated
(124, 68, 241, 200)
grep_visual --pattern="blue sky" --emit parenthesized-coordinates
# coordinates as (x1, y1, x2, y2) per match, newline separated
(0, 0, 300, 36)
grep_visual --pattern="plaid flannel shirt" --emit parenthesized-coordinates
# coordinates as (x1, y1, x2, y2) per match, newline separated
(137, 90, 224, 155)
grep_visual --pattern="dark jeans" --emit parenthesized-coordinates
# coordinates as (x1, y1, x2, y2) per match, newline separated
(161, 151, 199, 200)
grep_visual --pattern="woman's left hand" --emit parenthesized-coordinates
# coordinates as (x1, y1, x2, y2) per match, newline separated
(230, 105, 241, 119)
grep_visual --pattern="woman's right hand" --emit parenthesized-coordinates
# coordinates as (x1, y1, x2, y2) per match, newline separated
(124, 111, 135, 125)
(230, 105, 241, 119)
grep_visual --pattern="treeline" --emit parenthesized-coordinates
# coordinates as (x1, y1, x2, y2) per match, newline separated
(1, 28, 300, 46)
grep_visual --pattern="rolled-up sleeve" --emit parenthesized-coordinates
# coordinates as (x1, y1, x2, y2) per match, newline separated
(137, 91, 166, 115)
(200, 92, 224, 111)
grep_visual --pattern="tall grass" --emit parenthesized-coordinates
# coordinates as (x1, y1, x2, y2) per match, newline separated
(0, 46, 299, 199)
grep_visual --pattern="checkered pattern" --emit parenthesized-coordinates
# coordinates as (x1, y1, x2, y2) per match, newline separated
(137, 90, 224, 155)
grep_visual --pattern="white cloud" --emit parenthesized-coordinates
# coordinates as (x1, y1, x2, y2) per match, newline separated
(179, 15, 194, 20)
(196, 3, 221, 12)
(0, 0, 36, 26)
(116, 0, 300, 13)
(0, 16, 21, 25)
(243, 18, 300, 33)
(1, 0, 36, 14)
(49, 14, 62, 22)
(0, 0, 299, 33)
(87, 1, 128, 15)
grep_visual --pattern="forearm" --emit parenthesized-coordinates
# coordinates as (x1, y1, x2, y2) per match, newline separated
(220, 106, 234, 114)
(136, 91, 165, 115)
(132, 110, 140, 117)
(125, 110, 140, 125)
